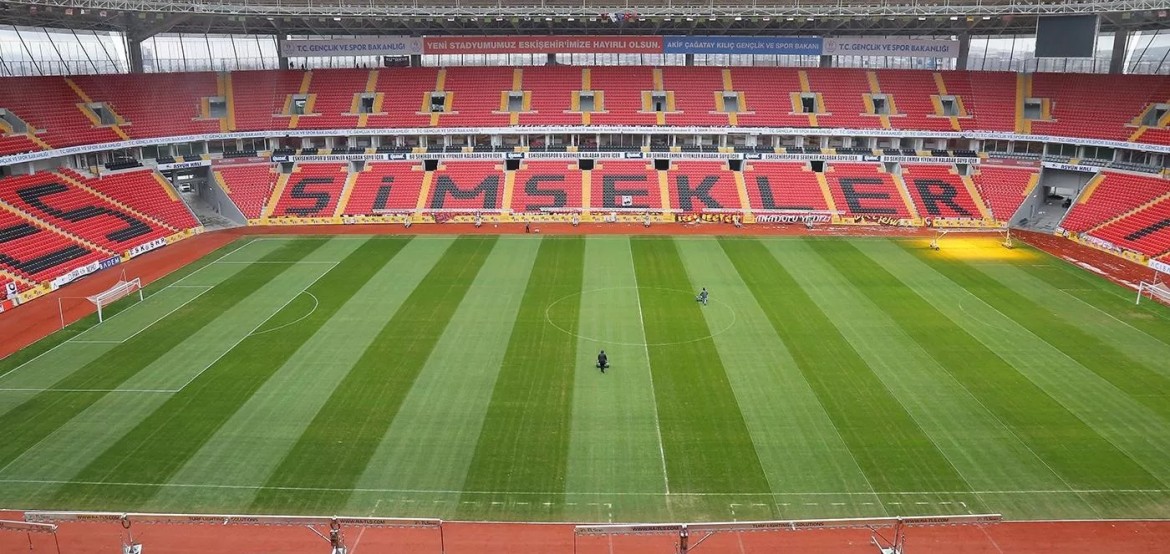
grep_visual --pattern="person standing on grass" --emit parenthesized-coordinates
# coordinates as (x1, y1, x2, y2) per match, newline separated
(597, 350, 609, 373)
(697, 287, 709, 306)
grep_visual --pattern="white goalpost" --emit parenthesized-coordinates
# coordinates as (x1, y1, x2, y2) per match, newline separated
(1137, 273, 1170, 305)
(88, 278, 144, 322)
(58, 271, 145, 328)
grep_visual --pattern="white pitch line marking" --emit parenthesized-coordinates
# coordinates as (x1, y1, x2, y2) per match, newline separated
(629, 272, 671, 496)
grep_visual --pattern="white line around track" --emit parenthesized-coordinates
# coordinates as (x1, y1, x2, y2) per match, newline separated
(0, 478, 1164, 497)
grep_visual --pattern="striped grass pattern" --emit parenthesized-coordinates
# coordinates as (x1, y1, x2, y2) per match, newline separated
(2, 235, 1170, 523)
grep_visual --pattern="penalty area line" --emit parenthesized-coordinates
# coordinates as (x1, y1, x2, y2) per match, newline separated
(0, 285, 215, 385)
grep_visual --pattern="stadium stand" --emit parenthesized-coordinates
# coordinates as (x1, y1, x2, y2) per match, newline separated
(0, 206, 104, 283)
(0, 172, 171, 252)
(427, 161, 505, 211)
(6, 69, 1170, 154)
(269, 163, 349, 217)
(824, 162, 914, 218)
(970, 164, 1039, 221)
(806, 68, 873, 129)
(743, 162, 832, 213)
(900, 164, 989, 220)
(511, 161, 584, 214)
(590, 160, 663, 211)
(1060, 171, 1170, 233)
(230, 69, 308, 132)
(661, 66, 728, 127)
(1029, 73, 1169, 142)
(301, 69, 369, 130)
(68, 72, 220, 138)
(1089, 195, 1170, 257)
(588, 66, 658, 126)
(345, 162, 426, 215)
(731, 67, 810, 128)
(877, 70, 956, 132)
(667, 161, 742, 212)
(444, 66, 514, 128)
(214, 164, 279, 220)
(0, 76, 124, 150)
(519, 65, 583, 126)
(57, 168, 197, 231)
(367, 67, 441, 129)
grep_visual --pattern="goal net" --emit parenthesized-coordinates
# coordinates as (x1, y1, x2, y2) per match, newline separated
(87, 278, 144, 322)
(1137, 279, 1170, 305)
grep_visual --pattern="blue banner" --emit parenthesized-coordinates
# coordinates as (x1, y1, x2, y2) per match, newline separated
(663, 36, 822, 55)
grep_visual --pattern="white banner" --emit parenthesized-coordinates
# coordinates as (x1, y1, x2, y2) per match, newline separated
(823, 37, 960, 58)
(1042, 161, 1101, 173)
(157, 160, 211, 171)
(272, 154, 388, 163)
(280, 37, 422, 58)
(882, 156, 980, 165)
(1150, 258, 1170, 275)
(753, 153, 864, 161)
(126, 238, 167, 259)
(51, 260, 102, 289)
(6, 127, 1170, 167)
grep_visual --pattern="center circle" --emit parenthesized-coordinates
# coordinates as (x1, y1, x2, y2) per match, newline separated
(544, 286, 737, 347)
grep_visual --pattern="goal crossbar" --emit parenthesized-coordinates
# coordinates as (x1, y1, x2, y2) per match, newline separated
(1137, 277, 1170, 305)
(85, 278, 144, 322)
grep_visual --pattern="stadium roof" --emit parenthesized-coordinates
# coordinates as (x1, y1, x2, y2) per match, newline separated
(2, 0, 1170, 37)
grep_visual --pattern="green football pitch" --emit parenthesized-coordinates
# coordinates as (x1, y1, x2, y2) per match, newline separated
(3, 234, 1170, 524)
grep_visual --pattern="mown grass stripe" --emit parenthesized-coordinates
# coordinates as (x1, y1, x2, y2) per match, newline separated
(563, 236, 670, 522)
(0, 238, 271, 373)
(630, 237, 770, 499)
(862, 241, 1170, 493)
(0, 239, 325, 474)
(676, 238, 883, 520)
(910, 247, 1170, 433)
(820, 239, 1114, 516)
(148, 237, 434, 513)
(456, 237, 585, 520)
(719, 238, 971, 495)
(981, 263, 1170, 377)
(1018, 252, 1170, 342)
(250, 236, 498, 515)
(0, 253, 335, 503)
(343, 237, 540, 519)
(45, 238, 382, 509)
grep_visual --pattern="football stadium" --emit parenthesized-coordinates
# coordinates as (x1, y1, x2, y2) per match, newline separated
(2, 0, 1170, 552)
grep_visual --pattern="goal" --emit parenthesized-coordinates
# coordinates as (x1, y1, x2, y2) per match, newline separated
(87, 277, 144, 322)
(1137, 277, 1170, 305)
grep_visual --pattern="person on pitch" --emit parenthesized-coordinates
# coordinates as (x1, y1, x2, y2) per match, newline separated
(597, 349, 609, 373)
(697, 287, 709, 306)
